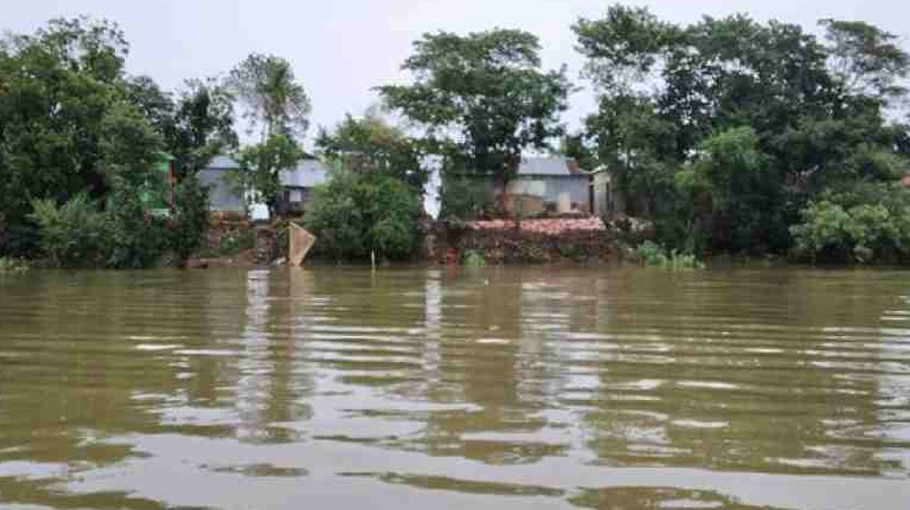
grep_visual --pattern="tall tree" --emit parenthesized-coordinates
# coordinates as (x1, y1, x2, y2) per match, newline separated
(227, 53, 311, 141)
(820, 19, 909, 107)
(379, 29, 570, 199)
(227, 54, 311, 218)
(167, 79, 238, 178)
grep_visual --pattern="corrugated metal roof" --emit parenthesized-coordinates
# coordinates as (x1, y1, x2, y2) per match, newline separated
(280, 159, 329, 188)
(518, 157, 576, 176)
(207, 155, 240, 169)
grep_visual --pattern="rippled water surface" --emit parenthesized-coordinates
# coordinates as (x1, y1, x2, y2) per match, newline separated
(1, 267, 910, 509)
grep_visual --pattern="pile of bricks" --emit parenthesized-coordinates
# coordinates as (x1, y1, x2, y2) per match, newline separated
(468, 217, 606, 235)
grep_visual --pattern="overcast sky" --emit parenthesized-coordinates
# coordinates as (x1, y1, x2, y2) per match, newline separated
(4, 0, 907, 148)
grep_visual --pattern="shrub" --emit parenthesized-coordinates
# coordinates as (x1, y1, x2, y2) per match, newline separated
(104, 191, 168, 269)
(790, 187, 910, 263)
(29, 194, 110, 268)
(168, 178, 211, 265)
(305, 168, 421, 261)
(30, 192, 169, 269)
(462, 249, 486, 268)
(635, 240, 705, 269)
(0, 257, 29, 275)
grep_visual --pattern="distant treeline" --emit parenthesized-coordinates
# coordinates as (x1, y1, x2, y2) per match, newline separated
(1, 5, 909, 266)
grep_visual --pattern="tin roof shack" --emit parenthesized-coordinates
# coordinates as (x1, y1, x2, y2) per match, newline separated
(199, 155, 246, 214)
(444, 157, 592, 217)
(276, 159, 328, 216)
(198, 155, 329, 220)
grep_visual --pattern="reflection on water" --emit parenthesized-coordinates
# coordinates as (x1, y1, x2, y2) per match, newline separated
(1, 267, 910, 509)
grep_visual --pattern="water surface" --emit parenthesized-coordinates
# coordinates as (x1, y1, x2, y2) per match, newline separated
(1, 267, 909, 509)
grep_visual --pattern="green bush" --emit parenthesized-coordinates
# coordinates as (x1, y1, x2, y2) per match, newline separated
(30, 192, 168, 269)
(790, 187, 910, 263)
(305, 168, 421, 261)
(0, 257, 29, 275)
(635, 240, 705, 269)
(168, 178, 211, 265)
(29, 194, 110, 268)
(104, 191, 168, 269)
(462, 249, 486, 268)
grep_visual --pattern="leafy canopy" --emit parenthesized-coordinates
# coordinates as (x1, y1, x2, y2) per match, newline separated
(379, 29, 570, 183)
(574, 4, 910, 257)
(317, 111, 427, 191)
(305, 164, 421, 261)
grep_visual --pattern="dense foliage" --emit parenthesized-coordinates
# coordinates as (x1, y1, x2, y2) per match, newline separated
(0, 18, 160, 257)
(305, 165, 421, 261)
(379, 29, 571, 193)
(29, 192, 168, 269)
(0, 18, 237, 267)
(575, 5, 910, 262)
(316, 111, 426, 191)
(790, 184, 910, 263)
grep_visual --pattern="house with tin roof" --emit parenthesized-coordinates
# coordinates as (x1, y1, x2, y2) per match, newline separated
(435, 157, 592, 217)
(198, 155, 329, 219)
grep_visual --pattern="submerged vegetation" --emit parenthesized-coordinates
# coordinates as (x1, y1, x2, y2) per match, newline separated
(461, 249, 487, 268)
(635, 241, 705, 270)
(0, 257, 29, 275)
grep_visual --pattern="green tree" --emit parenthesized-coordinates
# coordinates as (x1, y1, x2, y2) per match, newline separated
(674, 127, 780, 253)
(234, 134, 303, 218)
(227, 53, 311, 141)
(820, 19, 909, 107)
(0, 17, 162, 257)
(166, 79, 238, 176)
(379, 29, 570, 199)
(305, 164, 421, 261)
(227, 53, 310, 218)
(574, 5, 910, 257)
(316, 111, 427, 191)
(559, 132, 598, 172)
(164, 80, 238, 265)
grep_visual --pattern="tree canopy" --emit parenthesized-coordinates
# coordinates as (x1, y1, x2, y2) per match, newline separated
(0, 17, 161, 256)
(316, 111, 427, 191)
(574, 4, 910, 258)
(379, 29, 571, 187)
(227, 53, 312, 141)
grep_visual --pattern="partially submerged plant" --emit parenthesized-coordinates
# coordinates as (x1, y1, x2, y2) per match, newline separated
(0, 257, 29, 275)
(462, 249, 486, 268)
(635, 241, 705, 269)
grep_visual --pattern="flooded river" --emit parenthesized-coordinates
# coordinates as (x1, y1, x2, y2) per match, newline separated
(1, 267, 909, 509)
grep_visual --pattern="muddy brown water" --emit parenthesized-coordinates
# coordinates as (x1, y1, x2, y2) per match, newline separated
(1, 267, 909, 509)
